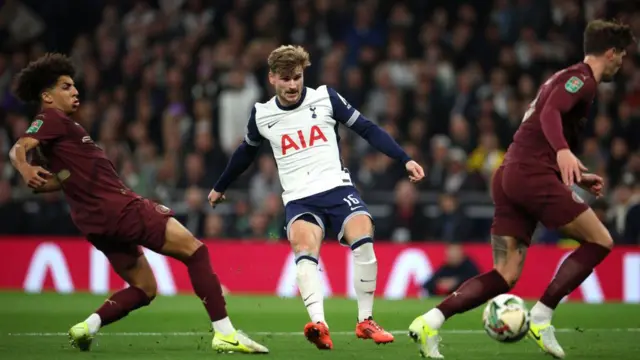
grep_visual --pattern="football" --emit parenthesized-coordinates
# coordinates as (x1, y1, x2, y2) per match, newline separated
(482, 294, 530, 343)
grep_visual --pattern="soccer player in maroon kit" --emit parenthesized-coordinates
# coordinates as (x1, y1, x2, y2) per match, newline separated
(8, 54, 268, 354)
(409, 20, 635, 359)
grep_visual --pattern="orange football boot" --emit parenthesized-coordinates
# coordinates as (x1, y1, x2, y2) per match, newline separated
(303, 322, 333, 350)
(355, 317, 394, 344)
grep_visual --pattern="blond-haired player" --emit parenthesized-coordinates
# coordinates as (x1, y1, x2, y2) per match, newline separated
(209, 45, 425, 350)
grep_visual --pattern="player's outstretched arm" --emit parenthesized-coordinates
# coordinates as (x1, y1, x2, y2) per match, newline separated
(9, 137, 52, 189)
(210, 141, 260, 198)
(326, 87, 425, 182)
(209, 107, 264, 206)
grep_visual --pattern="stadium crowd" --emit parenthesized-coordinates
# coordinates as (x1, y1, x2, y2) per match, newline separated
(1, 0, 640, 244)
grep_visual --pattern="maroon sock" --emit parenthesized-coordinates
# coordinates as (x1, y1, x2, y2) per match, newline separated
(184, 245, 228, 321)
(540, 242, 610, 309)
(436, 270, 511, 319)
(96, 286, 151, 327)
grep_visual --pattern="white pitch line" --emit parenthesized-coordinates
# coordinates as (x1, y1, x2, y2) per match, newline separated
(6, 328, 640, 337)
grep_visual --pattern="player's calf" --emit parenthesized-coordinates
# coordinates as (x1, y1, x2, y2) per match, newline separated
(289, 218, 327, 327)
(160, 218, 236, 337)
(419, 235, 524, 333)
(532, 209, 612, 325)
(343, 214, 393, 344)
(71, 254, 157, 350)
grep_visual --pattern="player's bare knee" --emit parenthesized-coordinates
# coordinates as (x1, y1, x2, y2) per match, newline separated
(290, 235, 320, 256)
(563, 209, 614, 250)
(128, 274, 157, 300)
(289, 220, 322, 256)
(161, 218, 203, 261)
(588, 230, 614, 250)
(139, 280, 158, 301)
(343, 214, 373, 240)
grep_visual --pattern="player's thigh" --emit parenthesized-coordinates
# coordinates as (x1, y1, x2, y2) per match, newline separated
(491, 166, 537, 245)
(535, 178, 597, 235)
(285, 199, 325, 255)
(559, 208, 614, 249)
(341, 214, 374, 245)
(116, 199, 178, 254)
(159, 217, 203, 262)
(490, 166, 532, 287)
(88, 235, 157, 298)
(288, 215, 324, 255)
(326, 186, 373, 245)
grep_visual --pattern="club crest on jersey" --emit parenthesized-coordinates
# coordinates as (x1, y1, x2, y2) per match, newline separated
(155, 204, 171, 214)
(310, 106, 317, 118)
(564, 76, 584, 93)
(26, 119, 43, 134)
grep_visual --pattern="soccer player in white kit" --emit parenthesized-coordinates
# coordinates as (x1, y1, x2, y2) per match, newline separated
(208, 45, 425, 350)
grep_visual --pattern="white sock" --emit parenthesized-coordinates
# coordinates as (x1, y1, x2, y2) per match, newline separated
(296, 256, 326, 326)
(85, 313, 101, 335)
(530, 301, 553, 324)
(212, 316, 236, 336)
(352, 240, 377, 322)
(422, 308, 445, 330)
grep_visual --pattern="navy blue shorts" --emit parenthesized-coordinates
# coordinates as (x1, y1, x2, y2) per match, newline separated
(285, 185, 372, 244)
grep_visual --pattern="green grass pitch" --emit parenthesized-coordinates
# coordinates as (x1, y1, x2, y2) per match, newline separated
(0, 292, 638, 359)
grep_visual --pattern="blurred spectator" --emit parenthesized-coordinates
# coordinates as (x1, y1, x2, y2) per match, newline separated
(429, 193, 473, 243)
(422, 243, 480, 296)
(377, 179, 428, 242)
(1, 1, 639, 243)
(249, 154, 281, 209)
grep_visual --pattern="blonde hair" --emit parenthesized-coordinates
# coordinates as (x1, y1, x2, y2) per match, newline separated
(267, 45, 311, 76)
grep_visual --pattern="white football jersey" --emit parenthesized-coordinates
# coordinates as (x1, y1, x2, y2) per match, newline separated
(245, 85, 361, 205)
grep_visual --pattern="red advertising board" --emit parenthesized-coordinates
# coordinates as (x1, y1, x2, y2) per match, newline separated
(0, 237, 638, 303)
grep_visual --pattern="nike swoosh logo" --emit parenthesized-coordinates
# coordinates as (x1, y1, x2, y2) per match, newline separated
(360, 279, 375, 282)
(529, 329, 540, 341)
(220, 339, 240, 346)
(350, 206, 363, 211)
(303, 293, 314, 302)
(267, 121, 279, 128)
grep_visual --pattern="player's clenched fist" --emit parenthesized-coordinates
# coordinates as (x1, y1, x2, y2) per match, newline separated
(208, 189, 226, 208)
(18, 164, 52, 189)
(578, 173, 605, 198)
(405, 160, 425, 183)
(556, 149, 587, 186)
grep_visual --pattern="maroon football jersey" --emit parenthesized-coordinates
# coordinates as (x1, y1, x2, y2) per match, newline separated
(22, 108, 140, 235)
(503, 63, 597, 173)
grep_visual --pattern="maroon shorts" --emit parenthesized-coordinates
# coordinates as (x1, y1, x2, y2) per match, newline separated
(491, 164, 589, 244)
(86, 198, 174, 269)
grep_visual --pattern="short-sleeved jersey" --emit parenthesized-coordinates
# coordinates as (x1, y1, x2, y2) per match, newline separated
(503, 63, 597, 173)
(245, 86, 359, 204)
(22, 108, 139, 235)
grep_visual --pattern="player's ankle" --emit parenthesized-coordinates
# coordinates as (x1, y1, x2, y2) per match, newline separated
(85, 313, 102, 335)
(311, 314, 327, 326)
(212, 316, 235, 336)
(421, 308, 445, 330)
(530, 301, 554, 324)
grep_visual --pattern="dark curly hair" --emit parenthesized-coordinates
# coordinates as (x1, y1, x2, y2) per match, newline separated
(13, 53, 76, 104)
(584, 19, 636, 55)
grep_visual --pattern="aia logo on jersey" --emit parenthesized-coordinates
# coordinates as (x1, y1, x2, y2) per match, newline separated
(281, 125, 328, 155)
